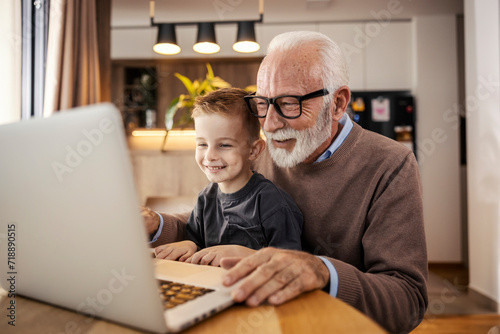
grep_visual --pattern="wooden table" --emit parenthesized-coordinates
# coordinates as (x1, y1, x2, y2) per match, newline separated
(0, 287, 385, 334)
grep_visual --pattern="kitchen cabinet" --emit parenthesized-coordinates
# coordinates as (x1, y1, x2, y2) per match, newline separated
(130, 149, 208, 205)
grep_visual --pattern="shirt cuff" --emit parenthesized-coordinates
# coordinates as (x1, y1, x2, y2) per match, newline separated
(318, 256, 339, 297)
(149, 211, 164, 243)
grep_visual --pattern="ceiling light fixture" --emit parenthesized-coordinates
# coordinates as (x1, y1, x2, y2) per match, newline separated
(153, 23, 181, 55)
(150, 0, 263, 55)
(233, 21, 260, 53)
(193, 22, 220, 54)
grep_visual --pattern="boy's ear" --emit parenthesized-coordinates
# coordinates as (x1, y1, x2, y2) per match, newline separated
(249, 138, 265, 161)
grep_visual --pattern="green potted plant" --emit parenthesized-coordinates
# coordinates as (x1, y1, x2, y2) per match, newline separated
(166, 64, 231, 128)
(161, 63, 231, 151)
(161, 63, 257, 151)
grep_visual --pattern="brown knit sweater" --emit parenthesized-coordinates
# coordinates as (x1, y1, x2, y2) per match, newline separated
(154, 122, 428, 333)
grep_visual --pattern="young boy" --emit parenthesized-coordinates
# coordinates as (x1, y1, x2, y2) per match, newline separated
(154, 88, 303, 266)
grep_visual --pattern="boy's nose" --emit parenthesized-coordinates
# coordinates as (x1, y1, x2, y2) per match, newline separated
(205, 146, 218, 160)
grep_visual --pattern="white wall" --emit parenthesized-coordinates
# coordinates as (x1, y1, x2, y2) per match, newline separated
(413, 15, 462, 262)
(464, 0, 500, 308)
(0, 1, 21, 125)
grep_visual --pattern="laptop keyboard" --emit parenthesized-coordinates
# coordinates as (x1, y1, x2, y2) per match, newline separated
(158, 279, 214, 309)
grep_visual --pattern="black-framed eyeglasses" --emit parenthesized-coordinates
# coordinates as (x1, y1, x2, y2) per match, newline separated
(244, 88, 330, 119)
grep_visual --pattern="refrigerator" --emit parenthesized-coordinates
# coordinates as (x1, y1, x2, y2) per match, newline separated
(347, 90, 417, 158)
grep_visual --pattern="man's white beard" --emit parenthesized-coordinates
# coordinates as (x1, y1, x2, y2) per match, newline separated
(263, 104, 333, 168)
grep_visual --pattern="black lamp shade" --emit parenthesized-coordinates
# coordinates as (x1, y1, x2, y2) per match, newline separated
(157, 23, 177, 44)
(236, 21, 256, 43)
(153, 24, 180, 55)
(233, 21, 260, 53)
(193, 22, 220, 54)
(196, 22, 217, 44)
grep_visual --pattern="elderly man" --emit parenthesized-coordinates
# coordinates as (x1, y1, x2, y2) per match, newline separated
(144, 31, 428, 333)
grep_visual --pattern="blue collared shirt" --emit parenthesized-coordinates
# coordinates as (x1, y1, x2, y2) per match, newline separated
(315, 113, 353, 297)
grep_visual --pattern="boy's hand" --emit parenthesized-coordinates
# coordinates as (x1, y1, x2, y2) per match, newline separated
(154, 241, 197, 261)
(187, 245, 257, 267)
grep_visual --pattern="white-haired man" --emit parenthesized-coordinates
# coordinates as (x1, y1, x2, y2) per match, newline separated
(144, 31, 428, 333)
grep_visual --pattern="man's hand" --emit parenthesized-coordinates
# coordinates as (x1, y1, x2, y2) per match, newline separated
(154, 241, 197, 261)
(220, 247, 330, 307)
(140, 206, 160, 236)
(186, 245, 257, 267)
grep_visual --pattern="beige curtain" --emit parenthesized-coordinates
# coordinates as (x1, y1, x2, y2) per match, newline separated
(44, 0, 110, 116)
(0, 1, 22, 124)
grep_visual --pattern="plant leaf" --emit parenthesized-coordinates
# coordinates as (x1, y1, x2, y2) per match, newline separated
(174, 73, 195, 94)
(206, 63, 214, 81)
(212, 76, 231, 88)
(165, 96, 180, 131)
(166, 63, 234, 132)
(191, 80, 200, 96)
(244, 84, 257, 92)
(198, 80, 211, 95)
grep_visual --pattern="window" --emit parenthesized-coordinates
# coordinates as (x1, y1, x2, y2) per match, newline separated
(21, 0, 49, 119)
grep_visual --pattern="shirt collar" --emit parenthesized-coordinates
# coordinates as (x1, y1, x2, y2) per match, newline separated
(314, 113, 353, 163)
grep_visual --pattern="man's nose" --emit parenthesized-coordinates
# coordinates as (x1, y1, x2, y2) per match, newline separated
(261, 104, 285, 133)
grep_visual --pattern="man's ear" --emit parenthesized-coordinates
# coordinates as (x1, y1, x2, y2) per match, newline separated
(249, 138, 266, 161)
(332, 86, 351, 121)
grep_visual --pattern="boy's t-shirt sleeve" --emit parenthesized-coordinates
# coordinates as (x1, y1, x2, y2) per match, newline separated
(262, 206, 303, 250)
(259, 184, 303, 250)
(185, 199, 205, 249)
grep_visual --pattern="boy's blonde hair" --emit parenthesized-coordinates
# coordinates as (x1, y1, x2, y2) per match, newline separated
(192, 88, 261, 142)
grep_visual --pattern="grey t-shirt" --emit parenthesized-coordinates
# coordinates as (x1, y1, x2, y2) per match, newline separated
(186, 172, 303, 251)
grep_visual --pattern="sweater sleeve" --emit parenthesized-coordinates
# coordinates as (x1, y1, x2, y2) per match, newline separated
(326, 153, 428, 334)
(149, 211, 189, 248)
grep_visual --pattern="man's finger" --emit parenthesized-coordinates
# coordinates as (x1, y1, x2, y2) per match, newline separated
(235, 254, 294, 306)
(221, 249, 274, 287)
(267, 278, 303, 306)
(264, 262, 305, 305)
(267, 255, 330, 305)
(223, 249, 290, 304)
(220, 257, 242, 271)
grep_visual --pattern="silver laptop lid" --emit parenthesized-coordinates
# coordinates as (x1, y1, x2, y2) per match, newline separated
(0, 104, 168, 333)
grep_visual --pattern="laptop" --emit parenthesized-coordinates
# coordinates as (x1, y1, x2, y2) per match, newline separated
(0, 103, 240, 333)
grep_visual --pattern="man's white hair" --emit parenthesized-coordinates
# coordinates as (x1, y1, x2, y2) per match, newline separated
(266, 31, 350, 98)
